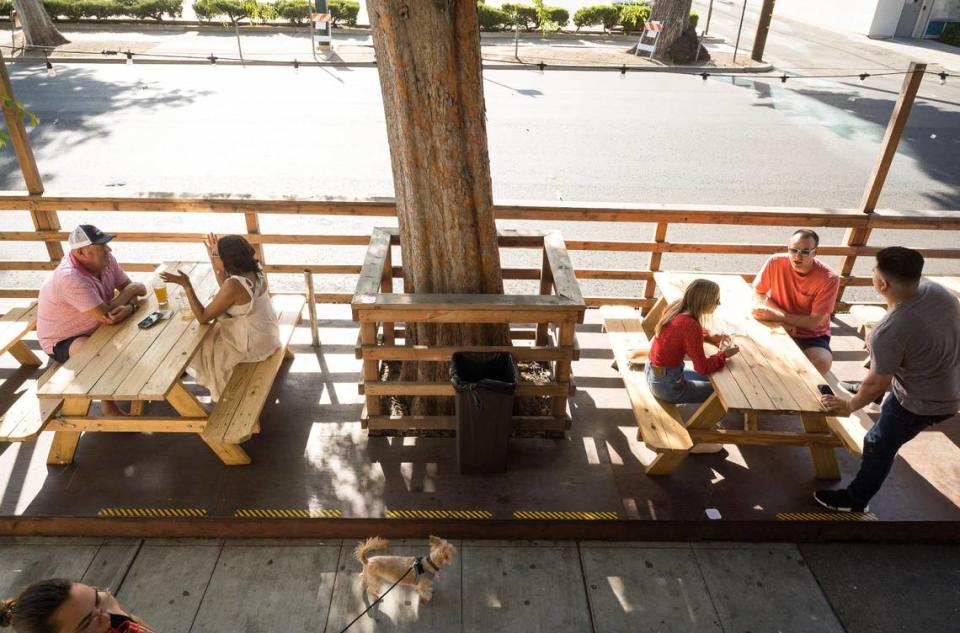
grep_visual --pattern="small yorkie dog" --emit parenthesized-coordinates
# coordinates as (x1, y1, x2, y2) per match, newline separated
(354, 535, 457, 604)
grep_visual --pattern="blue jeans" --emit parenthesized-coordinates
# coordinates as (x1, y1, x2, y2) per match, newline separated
(847, 395, 952, 506)
(645, 363, 714, 404)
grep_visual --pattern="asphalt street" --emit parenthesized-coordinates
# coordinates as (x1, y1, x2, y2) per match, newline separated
(0, 18, 958, 299)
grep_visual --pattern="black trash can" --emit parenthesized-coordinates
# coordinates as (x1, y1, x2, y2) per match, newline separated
(450, 351, 518, 474)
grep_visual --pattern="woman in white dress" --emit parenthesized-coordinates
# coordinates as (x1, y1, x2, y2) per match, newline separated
(160, 234, 281, 402)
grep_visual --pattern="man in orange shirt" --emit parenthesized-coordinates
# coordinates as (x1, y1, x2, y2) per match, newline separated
(751, 229, 840, 374)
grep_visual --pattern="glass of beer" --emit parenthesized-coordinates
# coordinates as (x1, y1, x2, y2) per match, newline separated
(153, 281, 168, 307)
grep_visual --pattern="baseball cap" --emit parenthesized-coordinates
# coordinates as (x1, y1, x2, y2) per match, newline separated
(68, 224, 115, 249)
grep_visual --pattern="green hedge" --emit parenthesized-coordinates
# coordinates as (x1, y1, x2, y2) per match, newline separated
(41, 0, 182, 20)
(328, 0, 358, 26)
(275, 0, 309, 24)
(573, 5, 620, 31)
(500, 3, 568, 30)
(543, 7, 569, 28)
(477, 2, 510, 31)
(940, 23, 960, 46)
(617, 4, 649, 34)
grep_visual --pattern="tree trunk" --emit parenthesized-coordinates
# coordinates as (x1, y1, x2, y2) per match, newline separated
(13, 0, 69, 48)
(649, 0, 691, 62)
(367, 1, 509, 414)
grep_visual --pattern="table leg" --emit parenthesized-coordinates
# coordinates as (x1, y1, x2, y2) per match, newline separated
(47, 398, 89, 465)
(167, 383, 251, 465)
(744, 412, 759, 431)
(685, 393, 727, 430)
(129, 401, 146, 416)
(8, 341, 42, 366)
(801, 412, 841, 480)
(645, 450, 690, 475)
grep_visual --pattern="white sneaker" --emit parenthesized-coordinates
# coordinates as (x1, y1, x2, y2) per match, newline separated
(690, 443, 724, 454)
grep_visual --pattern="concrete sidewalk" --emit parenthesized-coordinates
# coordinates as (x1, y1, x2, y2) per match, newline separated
(1, 24, 770, 71)
(1, 537, 957, 632)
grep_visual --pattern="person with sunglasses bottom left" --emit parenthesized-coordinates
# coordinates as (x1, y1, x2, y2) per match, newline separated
(751, 229, 840, 375)
(1, 578, 153, 633)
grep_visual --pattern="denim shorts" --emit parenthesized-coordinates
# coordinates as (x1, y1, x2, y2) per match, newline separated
(644, 363, 714, 405)
(50, 335, 82, 364)
(792, 334, 831, 352)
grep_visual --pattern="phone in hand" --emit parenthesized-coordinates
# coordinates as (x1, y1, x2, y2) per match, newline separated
(817, 384, 835, 397)
(137, 310, 169, 329)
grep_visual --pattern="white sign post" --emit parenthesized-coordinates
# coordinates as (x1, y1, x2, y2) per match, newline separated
(635, 20, 664, 58)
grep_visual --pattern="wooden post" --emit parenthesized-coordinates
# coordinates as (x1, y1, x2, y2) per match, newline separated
(360, 321, 382, 421)
(536, 248, 553, 346)
(837, 62, 926, 305)
(303, 270, 319, 347)
(642, 222, 668, 314)
(0, 49, 63, 262)
(245, 212, 264, 263)
(552, 321, 575, 419)
(380, 245, 394, 346)
(751, 0, 775, 62)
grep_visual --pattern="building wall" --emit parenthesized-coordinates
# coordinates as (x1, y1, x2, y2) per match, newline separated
(775, 0, 919, 37)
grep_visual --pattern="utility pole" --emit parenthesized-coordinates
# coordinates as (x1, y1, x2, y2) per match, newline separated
(751, 0, 775, 62)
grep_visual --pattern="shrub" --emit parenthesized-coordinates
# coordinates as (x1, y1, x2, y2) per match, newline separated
(42, 0, 181, 20)
(617, 4, 649, 34)
(542, 6, 568, 28)
(940, 23, 960, 46)
(43, 0, 86, 20)
(328, 0, 358, 26)
(573, 5, 620, 32)
(477, 2, 510, 31)
(501, 3, 537, 31)
(276, 0, 309, 24)
(193, 0, 250, 22)
(0, 0, 12, 14)
(689, 10, 698, 30)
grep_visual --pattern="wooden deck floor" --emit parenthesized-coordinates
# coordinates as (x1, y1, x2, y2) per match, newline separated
(0, 304, 957, 532)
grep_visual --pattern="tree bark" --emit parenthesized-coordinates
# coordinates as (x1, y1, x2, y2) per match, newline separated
(13, 0, 69, 48)
(649, 0, 691, 62)
(367, 1, 509, 414)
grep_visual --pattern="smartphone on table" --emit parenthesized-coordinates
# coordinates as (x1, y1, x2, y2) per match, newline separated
(137, 311, 170, 329)
(817, 384, 835, 397)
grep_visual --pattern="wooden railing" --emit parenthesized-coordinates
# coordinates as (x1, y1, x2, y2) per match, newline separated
(2, 194, 960, 309)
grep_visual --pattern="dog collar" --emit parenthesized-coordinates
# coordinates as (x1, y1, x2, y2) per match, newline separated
(413, 556, 440, 582)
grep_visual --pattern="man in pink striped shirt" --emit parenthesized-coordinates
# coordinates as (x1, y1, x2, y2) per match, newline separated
(37, 225, 146, 415)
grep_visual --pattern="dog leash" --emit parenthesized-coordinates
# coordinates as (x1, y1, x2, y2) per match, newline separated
(336, 564, 414, 633)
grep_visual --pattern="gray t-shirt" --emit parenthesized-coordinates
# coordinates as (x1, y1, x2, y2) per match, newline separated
(870, 280, 960, 416)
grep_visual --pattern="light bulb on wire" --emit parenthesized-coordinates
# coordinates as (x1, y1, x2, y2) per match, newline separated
(939, 71, 947, 85)
(45, 59, 55, 77)
(125, 50, 133, 65)
(536, 61, 545, 76)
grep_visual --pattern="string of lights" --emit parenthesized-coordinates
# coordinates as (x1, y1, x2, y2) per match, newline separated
(3, 43, 952, 85)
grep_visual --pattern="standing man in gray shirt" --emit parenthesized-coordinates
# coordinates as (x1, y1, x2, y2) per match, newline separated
(817, 247, 960, 513)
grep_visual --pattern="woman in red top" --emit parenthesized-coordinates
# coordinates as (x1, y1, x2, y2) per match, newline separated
(644, 279, 739, 404)
(1, 579, 154, 633)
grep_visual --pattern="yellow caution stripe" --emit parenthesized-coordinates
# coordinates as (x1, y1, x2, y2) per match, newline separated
(234, 508, 343, 519)
(386, 509, 493, 520)
(514, 511, 619, 520)
(776, 512, 878, 521)
(98, 508, 207, 518)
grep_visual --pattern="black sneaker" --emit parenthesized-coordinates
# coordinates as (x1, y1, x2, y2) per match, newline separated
(838, 381, 884, 406)
(814, 489, 869, 513)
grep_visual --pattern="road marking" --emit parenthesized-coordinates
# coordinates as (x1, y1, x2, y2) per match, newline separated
(776, 512, 877, 521)
(513, 511, 619, 520)
(98, 508, 207, 518)
(234, 508, 343, 518)
(386, 509, 493, 519)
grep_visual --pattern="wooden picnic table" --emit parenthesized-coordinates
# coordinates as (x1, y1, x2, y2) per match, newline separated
(34, 261, 233, 465)
(649, 272, 842, 479)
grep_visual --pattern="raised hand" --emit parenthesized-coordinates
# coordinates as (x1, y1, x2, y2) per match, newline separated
(160, 270, 191, 287)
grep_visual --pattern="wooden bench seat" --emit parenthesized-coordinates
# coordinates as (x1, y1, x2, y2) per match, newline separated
(600, 306, 693, 475)
(201, 295, 305, 463)
(821, 371, 868, 456)
(0, 302, 41, 366)
(0, 362, 63, 442)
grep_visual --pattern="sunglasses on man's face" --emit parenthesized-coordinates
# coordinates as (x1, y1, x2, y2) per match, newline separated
(787, 247, 816, 256)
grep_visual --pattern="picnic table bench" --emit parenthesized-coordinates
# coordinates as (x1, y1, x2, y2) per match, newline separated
(8, 262, 304, 466)
(607, 272, 863, 479)
(0, 302, 41, 367)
